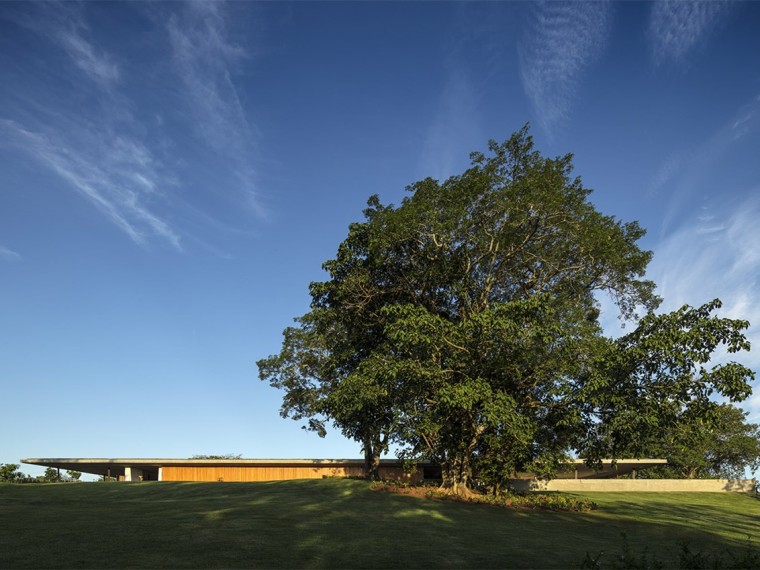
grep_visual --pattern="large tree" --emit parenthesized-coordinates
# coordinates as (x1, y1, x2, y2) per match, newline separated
(356, 128, 662, 494)
(259, 126, 753, 495)
(578, 299, 755, 471)
(258, 199, 408, 479)
(642, 403, 760, 479)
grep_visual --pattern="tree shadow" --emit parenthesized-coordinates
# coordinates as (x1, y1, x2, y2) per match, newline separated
(2, 480, 758, 569)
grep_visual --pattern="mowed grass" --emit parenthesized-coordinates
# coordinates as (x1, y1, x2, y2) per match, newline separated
(1, 479, 758, 568)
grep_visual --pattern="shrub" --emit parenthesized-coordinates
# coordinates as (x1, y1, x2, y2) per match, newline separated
(369, 481, 597, 512)
(581, 534, 760, 569)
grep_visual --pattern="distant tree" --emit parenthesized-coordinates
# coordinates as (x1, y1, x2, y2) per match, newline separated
(39, 467, 60, 483)
(0, 463, 23, 482)
(636, 404, 760, 479)
(190, 454, 242, 459)
(578, 300, 755, 471)
(66, 470, 82, 481)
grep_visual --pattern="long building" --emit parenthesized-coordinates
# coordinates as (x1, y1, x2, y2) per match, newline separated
(20, 457, 665, 482)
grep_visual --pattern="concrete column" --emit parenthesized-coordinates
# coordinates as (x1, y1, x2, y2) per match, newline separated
(124, 467, 143, 482)
(158, 467, 163, 481)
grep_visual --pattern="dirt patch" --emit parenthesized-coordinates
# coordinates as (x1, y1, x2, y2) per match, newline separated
(371, 482, 447, 498)
(369, 481, 598, 512)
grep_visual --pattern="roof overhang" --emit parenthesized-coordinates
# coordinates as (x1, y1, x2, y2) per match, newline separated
(539, 459, 668, 480)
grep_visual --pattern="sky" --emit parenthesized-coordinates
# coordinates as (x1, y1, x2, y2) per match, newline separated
(2, 1, 760, 479)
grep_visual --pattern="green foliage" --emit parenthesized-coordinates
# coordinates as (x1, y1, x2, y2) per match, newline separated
(0, 463, 23, 482)
(1, 464, 87, 484)
(579, 300, 755, 467)
(40, 467, 60, 482)
(259, 125, 754, 494)
(478, 490, 598, 512)
(581, 533, 664, 570)
(581, 533, 760, 569)
(635, 404, 760, 479)
(369, 481, 598, 511)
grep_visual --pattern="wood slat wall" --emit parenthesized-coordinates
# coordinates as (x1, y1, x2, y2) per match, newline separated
(160, 464, 423, 482)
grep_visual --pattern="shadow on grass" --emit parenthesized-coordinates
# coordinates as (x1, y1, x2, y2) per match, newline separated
(573, 492, 760, 543)
(1, 481, 758, 569)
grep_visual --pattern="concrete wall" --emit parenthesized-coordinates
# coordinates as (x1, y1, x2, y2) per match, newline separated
(508, 478, 757, 493)
(123, 467, 143, 482)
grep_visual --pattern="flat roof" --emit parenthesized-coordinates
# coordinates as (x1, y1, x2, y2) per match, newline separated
(551, 459, 668, 479)
(21, 457, 667, 478)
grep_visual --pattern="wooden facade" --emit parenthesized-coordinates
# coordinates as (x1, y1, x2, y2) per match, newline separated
(160, 463, 423, 483)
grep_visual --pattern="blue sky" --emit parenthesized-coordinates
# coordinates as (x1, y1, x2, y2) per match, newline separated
(2, 2, 760, 478)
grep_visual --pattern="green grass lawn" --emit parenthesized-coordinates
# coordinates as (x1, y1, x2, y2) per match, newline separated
(1, 479, 758, 568)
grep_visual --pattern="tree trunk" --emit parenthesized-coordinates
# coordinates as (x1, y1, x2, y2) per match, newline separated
(440, 453, 476, 498)
(363, 437, 382, 480)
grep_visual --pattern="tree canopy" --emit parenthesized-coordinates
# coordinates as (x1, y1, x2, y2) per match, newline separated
(635, 403, 760, 479)
(258, 126, 755, 494)
(190, 454, 242, 460)
(578, 299, 755, 467)
(0, 463, 23, 482)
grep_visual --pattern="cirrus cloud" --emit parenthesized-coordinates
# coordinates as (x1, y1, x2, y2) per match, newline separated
(649, 1, 733, 66)
(519, 1, 612, 139)
(0, 245, 22, 262)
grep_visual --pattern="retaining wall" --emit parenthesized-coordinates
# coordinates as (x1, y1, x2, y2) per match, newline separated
(508, 478, 757, 493)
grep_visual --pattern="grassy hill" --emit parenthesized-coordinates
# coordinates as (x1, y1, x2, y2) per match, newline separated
(1, 479, 758, 568)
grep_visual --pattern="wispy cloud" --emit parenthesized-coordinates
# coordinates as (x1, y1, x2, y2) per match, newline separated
(0, 3, 187, 249)
(731, 95, 760, 140)
(54, 19, 120, 86)
(658, 94, 760, 236)
(645, 152, 686, 198)
(167, 1, 262, 214)
(1, 119, 181, 249)
(598, 195, 760, 422)
(519, 1, 612, 139)
(643, 94, 760, 422)
(1, 2, 265, 252)
(7, 2, 120, 86)
(652, 198, 760, 324)
(0, 245, 22, 262)
(418, 4, 512, 181)
(601, 95, 760, 422)
(648, 1, 732, 66)
(647, 196, 760, 419)
(419, 67, 482, 182)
